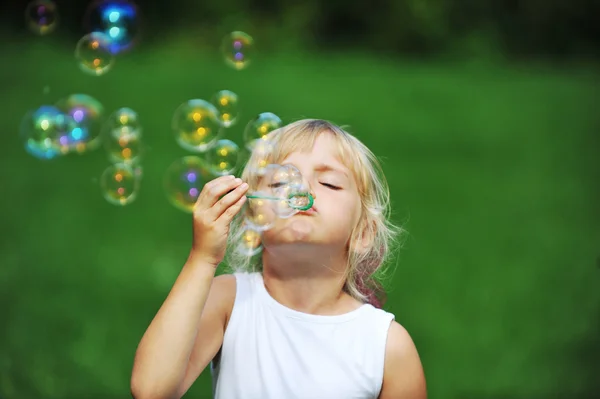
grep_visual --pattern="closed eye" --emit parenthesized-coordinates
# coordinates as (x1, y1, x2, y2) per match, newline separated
(321, 182, 341, 190)
(268, 182, 287, 188)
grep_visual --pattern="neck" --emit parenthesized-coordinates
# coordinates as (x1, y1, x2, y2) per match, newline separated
(261, 246, 361, 315)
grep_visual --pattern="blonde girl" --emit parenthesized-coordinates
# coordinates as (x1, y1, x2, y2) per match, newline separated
(131, 119, 427, 399)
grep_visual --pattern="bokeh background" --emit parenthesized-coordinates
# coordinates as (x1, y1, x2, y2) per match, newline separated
(1, 0, 599, 398)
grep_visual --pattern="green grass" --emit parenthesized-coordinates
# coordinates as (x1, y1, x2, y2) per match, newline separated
(0, 36, 598, 399)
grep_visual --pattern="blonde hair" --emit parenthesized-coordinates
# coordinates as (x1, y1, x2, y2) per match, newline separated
(225, 119, 404, 307)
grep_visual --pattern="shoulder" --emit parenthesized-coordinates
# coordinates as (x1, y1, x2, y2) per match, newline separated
(379, 321, 427, 399)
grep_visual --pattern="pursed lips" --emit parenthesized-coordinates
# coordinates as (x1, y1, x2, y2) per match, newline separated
(297, 206, 318, 215)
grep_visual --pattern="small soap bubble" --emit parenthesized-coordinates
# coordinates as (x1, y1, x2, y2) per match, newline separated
(244, 192, 277, 231)
(235, 226, 262, 256)
(55, 94, 104, 153)
(75, 32, 115, 76)
(103, 107, 140, 136)
(104, 129, 143, 164)
(246, 139, 274, 176)
(84, 0, 140, 54)
(164, 156, 211, 213)
(211, 90, 239, 127)
(102, 107, 142, 164)
(19, 105, 76, 160)
(221, 31, 254, 70)
(172, 99, 222, 152)
(243, 112, 282, 150)
(100, 163, 139, 205)
(206, 139, 240, 176)
(25, 0, 59, 35)
(259, 164, 307, 218)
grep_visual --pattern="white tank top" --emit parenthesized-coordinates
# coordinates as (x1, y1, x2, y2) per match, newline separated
(211, 272, 395, 399)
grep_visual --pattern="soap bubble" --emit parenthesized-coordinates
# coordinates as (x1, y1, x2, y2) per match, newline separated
(75, 32, 115, 76)
(83, 0, 140, 54)
(100, 163, 139, 205)
(19, 105, 76, 159)
(211, 90, 239, 127)
(235, 225, 262, 256)
(104, 128, 143, 164)
(206, 139, 240, 176)
(55, 94, 104, 153)
(259, 164, 307, 218)
(172, 99, 222, 152)
(103, 107, 140, 135)
(246, 138, 274, 175)
(25, 0, 58, 35)
(221, 31, 254, 70)
(102, 108, 142, 164)
(243, 112, 282, 150)
(243, 192, 277, 231)
(164, 156, 211, 213)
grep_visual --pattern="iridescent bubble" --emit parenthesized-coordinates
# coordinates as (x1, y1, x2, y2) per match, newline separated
(25, 0, 59, 35)
(55, 94, 104, 153)
(221, 31, 254, 70)
(211, 90, 239, 127)
(206, 139, 240, 176)
(172, 99, 222, 152)
(103, 107, 140, 136)
(243, 112, 282, 150)
(100, 163, 139, 205)
(243, 192, 277, 231)
(102, 107, 142, 164)
(246, 138, 274, 175)
(235, 225, 262, 256)
(83, 0, 140, 54)
(19, 105, 77, 160)
(75, 32, 115, 76)
(258, 164, 307, 218)
(104, 128, 143, 164)
(164, 156, 211, 213)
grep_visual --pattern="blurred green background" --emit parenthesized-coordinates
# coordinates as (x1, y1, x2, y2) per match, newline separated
(1, 0, 599, 398)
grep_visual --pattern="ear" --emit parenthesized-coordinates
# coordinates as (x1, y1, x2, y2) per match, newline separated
(351, 218, 376, 255)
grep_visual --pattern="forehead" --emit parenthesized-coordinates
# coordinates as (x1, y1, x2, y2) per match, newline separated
(281, 133, 347, 169)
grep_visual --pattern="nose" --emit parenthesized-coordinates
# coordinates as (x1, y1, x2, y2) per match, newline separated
(299, 177, 316, 200)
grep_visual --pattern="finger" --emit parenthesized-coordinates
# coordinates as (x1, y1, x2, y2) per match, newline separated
(209, 181, 249, 220)
(195, 175, 240, 210)
(217, 193, 248, 224)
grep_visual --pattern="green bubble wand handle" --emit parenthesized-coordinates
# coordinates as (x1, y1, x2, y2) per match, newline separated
(246, 192, 314, 211)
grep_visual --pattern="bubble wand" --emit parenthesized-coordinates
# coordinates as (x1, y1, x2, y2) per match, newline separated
(245, 192, 314, 211)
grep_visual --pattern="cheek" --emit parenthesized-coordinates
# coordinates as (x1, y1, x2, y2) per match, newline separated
(320, 195, 360, 229)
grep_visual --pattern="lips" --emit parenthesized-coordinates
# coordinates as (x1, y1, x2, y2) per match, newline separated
(298, 206, 317, 215)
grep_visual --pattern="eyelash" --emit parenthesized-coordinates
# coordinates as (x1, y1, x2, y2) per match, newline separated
(321, 182, 341, 190)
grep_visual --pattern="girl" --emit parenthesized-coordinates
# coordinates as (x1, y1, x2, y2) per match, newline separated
(131, 119, 427, 399)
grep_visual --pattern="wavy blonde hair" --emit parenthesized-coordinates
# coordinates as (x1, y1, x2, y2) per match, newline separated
(225, 119, 403, 307)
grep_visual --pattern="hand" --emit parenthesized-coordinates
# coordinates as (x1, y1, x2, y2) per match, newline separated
(189, 175, 249, 267)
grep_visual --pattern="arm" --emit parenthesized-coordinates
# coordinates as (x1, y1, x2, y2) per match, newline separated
(131, 175, 247, 399)
(378, 321, 427, 399)
(130, 257, 234, 399)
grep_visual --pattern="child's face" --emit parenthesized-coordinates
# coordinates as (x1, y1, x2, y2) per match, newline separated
(261, 132, 362, 255)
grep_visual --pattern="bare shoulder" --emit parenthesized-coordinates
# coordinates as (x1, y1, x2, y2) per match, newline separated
(379, 321, 427, 399)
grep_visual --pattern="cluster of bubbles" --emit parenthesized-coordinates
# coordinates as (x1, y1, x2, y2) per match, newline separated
(165, 93, 283, 213)
(21, 0, 305, 256)
(19, 96, 145, 205)
(25, 0, 255, 74)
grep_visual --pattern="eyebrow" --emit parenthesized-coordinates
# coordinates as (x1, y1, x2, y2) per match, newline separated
(313, 163, 349, 178)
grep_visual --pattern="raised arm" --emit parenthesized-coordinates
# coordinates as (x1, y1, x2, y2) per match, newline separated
(130, 175, 248, 399)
